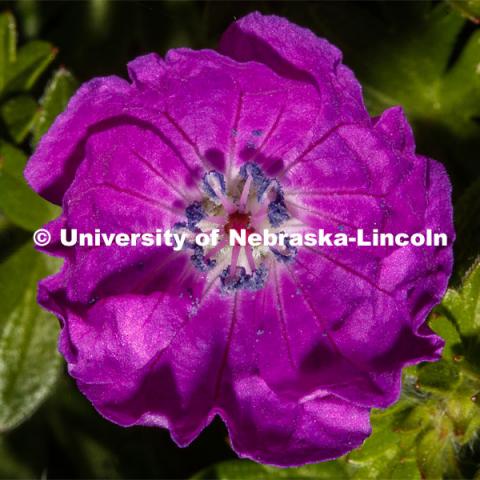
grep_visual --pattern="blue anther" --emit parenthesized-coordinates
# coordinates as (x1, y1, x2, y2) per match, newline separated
(172, 222, 195, 248)
(220, 263, 268, 293)
(268, 194, 290, 227)
(190, 245, 216, 272)
(185, 202, 205, 229)
(245, 264, 268, 290)
(220, 266, 249, 293)
(240, 163, 271, 201)
(202, 171, 226, 199)
(270, 236, 297, 263)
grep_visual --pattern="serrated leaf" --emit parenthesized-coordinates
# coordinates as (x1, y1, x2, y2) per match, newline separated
(345, 410, 420, 480)
(0, 141, 59, 231)
(0, 12, 16, 93)
(416, 422, 460, 479)
(348, 426, 399, 463)
(32, 68, 78, 146)
(417, 359, 460, 392)
(389, 458, 421, 480)
(0, 94, 37, 143)
(445, 262, 480, 336)
(445, 395, 479, 444)
(0, 243, 61, 432)
(429, 311, 463, 359)
(3, 40, 56, 96)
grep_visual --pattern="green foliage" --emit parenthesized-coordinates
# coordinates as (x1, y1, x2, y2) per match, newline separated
(0, 12, 70, 232)
(0, 94, 36, 143)
(0, 9, 72, 438)
(0, 243, 61, 432)
(32, 67, 78, 146)
(0, 11, 57, 145)
(437, 262, 480, 373)
(0, 141, 59, 230)
(0, 11, 16, 93)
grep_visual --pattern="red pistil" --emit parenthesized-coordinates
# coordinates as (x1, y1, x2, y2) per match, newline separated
(224, 211, 255, 238)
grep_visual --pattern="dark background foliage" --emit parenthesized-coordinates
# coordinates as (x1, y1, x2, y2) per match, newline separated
(0, 1, 479, 479)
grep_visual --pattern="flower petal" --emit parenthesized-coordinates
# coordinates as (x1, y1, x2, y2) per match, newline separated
(221, 377, 371, 467)
(219, 12, 369, 125)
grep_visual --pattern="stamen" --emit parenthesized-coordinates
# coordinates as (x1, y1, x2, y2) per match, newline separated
(245, 245, 257, 274)
(191, 245, 216, 271)
(180, 162, 293, 293)
(240, 163, 269, 198)
(185, 202, 205, 228)
(220, 266, 247, 292)
(205, 237, 228, 259)
(251, 205, 268, 224)
(229, 245, 241, 277)
(270, 235, 297, 263)
(202, 171, 226, 198)
(258, 179, 277, 203)
(268, 194, 290, 227)
(172, 222, 196, 248)
(239, 174, 253, 212)
(248, 264, 268, 290)
(203, 171, 236, 214)
(219, 194, 237, 214)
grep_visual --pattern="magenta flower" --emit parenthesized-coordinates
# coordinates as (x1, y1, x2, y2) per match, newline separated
(25, 13, 453, 466)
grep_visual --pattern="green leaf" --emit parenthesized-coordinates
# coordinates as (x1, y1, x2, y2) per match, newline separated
(429, 311, 463, 360)
(416, 422, 460, 479)
(3, 40, 56, 96)
(440, 262, 480, 372)
(0, 12, 16, 93)
(0, 243, 61, 432)
(416, 359, 461, 392)
(0, 141, 26, 180)
(0, 141, 60, 231)
(345, 406, 421, 480)
(32, 67, 78, 146)
(443, 262, 480, 337)
(0, 94, 38, 143)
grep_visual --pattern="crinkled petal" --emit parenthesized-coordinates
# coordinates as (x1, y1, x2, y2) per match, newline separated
(219, 12, 369, 125)
(220, 377, 371, 467)
(71, 290, 236, 445)
(25, 76, 130, 203)
(51, 286, 370, 466)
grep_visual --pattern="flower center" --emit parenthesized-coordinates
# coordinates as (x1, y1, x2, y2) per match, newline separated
(176, 163, 296, 293)
(223, 212, 255, 240)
